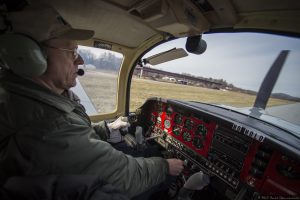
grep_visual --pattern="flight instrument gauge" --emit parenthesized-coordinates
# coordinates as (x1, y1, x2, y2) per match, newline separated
(193, 137, 203, 149)
(172, 126, 181, 136)
(174, 114, 182, 125)
(196, 124, 207, 136)
(164, 119, 171, 129)
(182, 131, 192, 142)
(184, 119, 193, 130)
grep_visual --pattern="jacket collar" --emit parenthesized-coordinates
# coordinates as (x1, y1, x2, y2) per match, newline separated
(1, 72, 75, 113)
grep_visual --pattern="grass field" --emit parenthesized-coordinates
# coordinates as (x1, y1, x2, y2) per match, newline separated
(130, 78, 292, 111)
(78, 70, 117, 113)
(78, 71, 293, 113)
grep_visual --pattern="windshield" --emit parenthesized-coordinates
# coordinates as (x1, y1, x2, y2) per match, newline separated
(130, 32, 300, 126)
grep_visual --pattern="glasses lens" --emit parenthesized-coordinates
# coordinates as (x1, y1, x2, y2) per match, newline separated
(44, 45, 79, 60)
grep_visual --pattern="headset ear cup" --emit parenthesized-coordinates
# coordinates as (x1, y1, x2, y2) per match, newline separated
(41, 47, 48, 60)
(0, 33, 47, 77)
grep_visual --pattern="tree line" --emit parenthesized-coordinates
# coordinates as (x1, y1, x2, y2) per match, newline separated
(78, 49, 122, 72)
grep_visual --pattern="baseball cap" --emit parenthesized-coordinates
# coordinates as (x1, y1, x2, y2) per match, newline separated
(6, 2, 94, 42)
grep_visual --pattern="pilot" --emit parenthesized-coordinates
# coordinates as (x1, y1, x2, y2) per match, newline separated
(0, 2, 184, 199)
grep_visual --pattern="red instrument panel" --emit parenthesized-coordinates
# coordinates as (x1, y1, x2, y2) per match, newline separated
(240, 143, 300, 196)
(143, 99, 300, 198)
(149, 103, 217, 157)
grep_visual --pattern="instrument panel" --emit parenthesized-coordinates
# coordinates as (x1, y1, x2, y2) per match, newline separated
(138, 98, 300, 199)
(149, 103, 216, 157)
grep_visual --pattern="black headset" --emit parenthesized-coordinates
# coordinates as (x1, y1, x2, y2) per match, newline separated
(0, 33, 47, 77)
(0, 0, 47, 77)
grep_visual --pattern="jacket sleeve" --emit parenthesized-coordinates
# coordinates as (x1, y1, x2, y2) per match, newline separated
(92, 121, 110, 141)
(19, 114, 169, 198)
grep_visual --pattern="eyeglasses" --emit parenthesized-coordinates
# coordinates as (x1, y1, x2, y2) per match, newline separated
(44, 45, 79, 60)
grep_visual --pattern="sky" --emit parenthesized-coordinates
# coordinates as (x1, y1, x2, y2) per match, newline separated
(143, 32, 300, 98)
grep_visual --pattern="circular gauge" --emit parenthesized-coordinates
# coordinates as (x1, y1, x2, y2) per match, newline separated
(172, 126, 181, 136)
(182, 131, 192, 142)
(184, 119, 193, 130)
(193, 137, 203, 149)
(164, 119, 171, 129)
(174, 114, 182, 125)
(196, 124, 207, 136)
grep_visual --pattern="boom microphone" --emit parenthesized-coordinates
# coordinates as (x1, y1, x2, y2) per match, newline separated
(77, 69, 84, 76)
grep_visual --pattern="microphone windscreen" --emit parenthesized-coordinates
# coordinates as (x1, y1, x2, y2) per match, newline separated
(77, 69, 85, 76)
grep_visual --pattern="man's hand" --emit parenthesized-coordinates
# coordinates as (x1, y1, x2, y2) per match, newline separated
(107, 116, 130, 130)
(107, 117, 130, 143)
(167, 159, 184, 176)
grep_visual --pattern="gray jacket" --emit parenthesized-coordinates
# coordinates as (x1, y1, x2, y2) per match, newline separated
(0, 72, 168, 197)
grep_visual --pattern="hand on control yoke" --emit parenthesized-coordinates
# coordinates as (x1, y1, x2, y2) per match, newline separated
(107, 116, 130, 143)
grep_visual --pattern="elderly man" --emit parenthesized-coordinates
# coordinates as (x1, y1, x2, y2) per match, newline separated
(0, 2, 183, 199)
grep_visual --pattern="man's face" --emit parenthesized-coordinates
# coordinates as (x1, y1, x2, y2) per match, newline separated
(42, 39, 84, 92)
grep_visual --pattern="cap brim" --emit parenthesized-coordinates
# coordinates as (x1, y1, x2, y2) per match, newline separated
(59, 28, 94, 40)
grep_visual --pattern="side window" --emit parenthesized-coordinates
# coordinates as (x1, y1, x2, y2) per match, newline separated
(72, 45, 123, 115)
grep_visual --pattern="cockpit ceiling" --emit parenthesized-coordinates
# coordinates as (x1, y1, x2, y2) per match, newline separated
(43, 0, 300, 48)
(43, 0, 158, 48)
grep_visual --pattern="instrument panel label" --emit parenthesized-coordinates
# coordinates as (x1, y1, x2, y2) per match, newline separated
(232, 122, 265, 142)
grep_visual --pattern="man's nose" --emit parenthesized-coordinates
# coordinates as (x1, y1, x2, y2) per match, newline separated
(74, 54, 84, 65)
